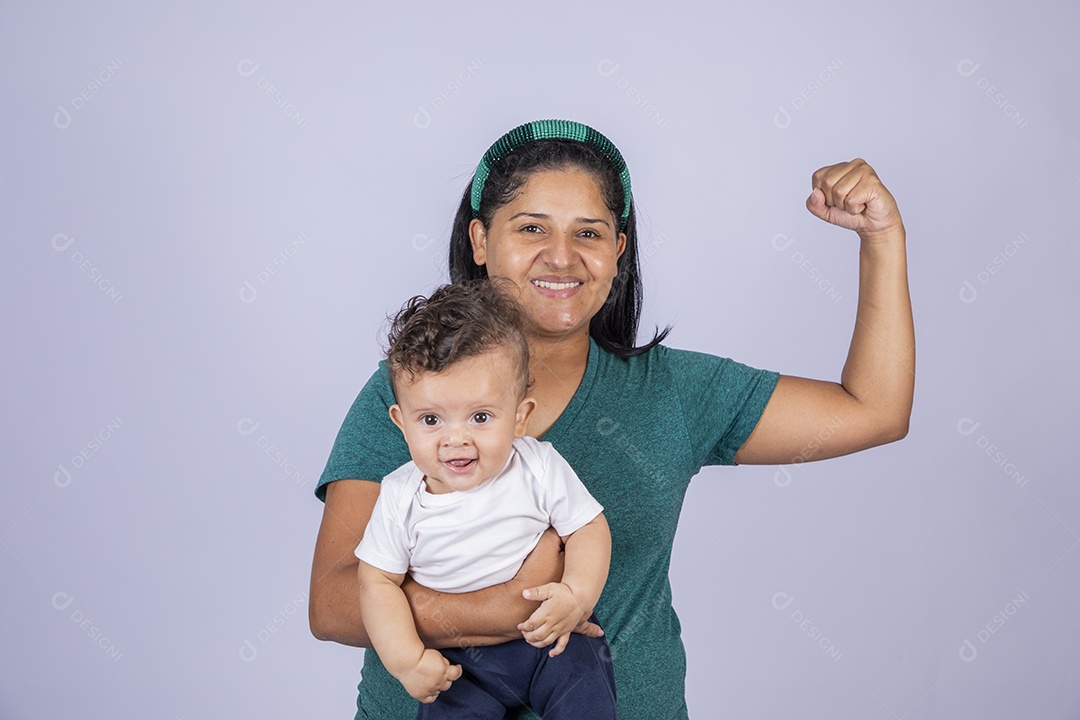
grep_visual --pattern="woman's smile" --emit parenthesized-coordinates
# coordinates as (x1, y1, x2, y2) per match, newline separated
(531, 276, 585, 297)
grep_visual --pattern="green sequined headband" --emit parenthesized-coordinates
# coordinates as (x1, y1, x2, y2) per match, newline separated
(470, 119, 633, 231)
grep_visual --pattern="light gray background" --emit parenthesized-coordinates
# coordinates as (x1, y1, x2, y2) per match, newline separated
(3, 1, 1078, 718)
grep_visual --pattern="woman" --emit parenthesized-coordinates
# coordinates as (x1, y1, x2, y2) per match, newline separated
(309, 119, 914, 719)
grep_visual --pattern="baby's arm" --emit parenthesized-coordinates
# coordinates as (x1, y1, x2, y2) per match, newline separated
(356, 561, 462, 703)
(518, 512, 611, 656)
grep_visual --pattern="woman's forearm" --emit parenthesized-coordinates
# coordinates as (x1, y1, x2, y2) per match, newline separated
(840, 225, 915, 440)
(404, 578, 536, 648)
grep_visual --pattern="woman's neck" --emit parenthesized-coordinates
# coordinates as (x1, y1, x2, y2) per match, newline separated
(529, 330, 590, 381)
(523, 331, 591, 438)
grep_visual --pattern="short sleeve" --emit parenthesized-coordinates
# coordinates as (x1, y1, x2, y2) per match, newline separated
(663, 346, 780, 468)
(315, 362, 411, 501)
(354, 482, 411, 575)
(530, 439, 604, 537)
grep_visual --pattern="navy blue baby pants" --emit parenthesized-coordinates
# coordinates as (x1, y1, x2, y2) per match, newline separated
(416, 628, 618, 720)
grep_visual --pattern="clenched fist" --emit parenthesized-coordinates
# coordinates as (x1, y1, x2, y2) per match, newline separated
(806, 158, 903, 240)
(398, 648, 462, 704)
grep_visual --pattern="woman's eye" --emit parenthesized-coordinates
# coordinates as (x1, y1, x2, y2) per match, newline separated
(521, 224, 543, 234)
(421, 415, 439, 426)
(472, 412, 491, 424)
(580, 228, 600, 239)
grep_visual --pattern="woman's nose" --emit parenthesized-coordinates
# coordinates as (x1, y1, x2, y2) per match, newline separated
(540, 231, 575, 267)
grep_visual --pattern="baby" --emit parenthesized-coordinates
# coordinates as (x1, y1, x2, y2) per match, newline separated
(356, 280, 619, 719)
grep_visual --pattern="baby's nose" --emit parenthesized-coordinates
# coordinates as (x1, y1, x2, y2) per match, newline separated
(442, 425, 471, 445)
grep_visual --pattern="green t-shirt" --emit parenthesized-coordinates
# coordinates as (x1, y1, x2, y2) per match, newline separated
(317, 338, 780, 720)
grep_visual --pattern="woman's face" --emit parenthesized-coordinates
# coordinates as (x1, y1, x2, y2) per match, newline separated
(469, 168, 627, 343)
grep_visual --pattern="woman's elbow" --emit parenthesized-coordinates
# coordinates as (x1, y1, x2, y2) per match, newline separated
(308, 588, 359, 644)
(873, 413, 910, 446)
(892, 417, 911, 442)
(846, 409, 910, 453)
(309, 603, 371, 647)
(308, 597, 334, 642)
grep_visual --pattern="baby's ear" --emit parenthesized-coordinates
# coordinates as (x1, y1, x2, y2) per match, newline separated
(388, 404, 406, 433)
(514, 397, 538, 437)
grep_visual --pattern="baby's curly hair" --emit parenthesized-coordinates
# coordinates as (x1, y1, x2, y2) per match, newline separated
(386, 280, 530, 397)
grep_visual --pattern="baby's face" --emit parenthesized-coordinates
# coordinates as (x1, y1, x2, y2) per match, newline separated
(389, 347, 535, 494)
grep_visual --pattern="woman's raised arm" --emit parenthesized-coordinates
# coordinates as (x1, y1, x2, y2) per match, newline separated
(735, 159, 915, 465)
(309, 478, 568, 648)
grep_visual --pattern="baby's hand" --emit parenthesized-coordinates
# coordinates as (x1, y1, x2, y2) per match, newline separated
(397, 648, 462, 703)
(519, 582, 589, 657)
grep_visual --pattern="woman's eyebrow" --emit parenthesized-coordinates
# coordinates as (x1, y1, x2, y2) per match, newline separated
(508, 212, 611, 228)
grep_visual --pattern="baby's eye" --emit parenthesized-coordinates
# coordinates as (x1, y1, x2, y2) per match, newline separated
(472, 412, 491, 424)
(421, 414, 439, 427)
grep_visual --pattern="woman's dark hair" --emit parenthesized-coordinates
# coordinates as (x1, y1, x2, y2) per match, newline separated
(448, 138, 670, 358)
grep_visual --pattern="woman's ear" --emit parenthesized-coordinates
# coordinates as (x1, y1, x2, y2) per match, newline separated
(615, 230, 627, 262)
(514, 397, 538, 437)
(469, 218, 488, 266)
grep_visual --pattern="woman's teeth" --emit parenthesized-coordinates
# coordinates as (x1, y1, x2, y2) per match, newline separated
(534, 280, 581, 290)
